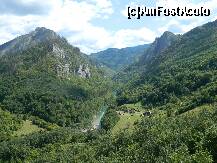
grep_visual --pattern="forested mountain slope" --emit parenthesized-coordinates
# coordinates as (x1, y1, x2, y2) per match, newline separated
(117, 20, 217, 113)
(115, 31, 180, 82)
(90, 44, 150, 71)
(2, 21, 217, 162)
(138, 31, 180, 65)
(0, 27, 113, 130)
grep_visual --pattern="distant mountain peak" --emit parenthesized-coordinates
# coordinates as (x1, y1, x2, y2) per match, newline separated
(146, 31, 178, 57)
(0, 27, 63, 56)
(32, 27, 59, 39)
(126, 31, 179, 70)
(154, 31, 176, 42)
(35, 27, 51, 32)
(90, 44, 150, 71)
(162, 31, 175, 36)
(0, 27, 95, 79)
(29, 27, 61, 43)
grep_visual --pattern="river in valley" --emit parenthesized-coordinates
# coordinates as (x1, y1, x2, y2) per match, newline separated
(91, 91, 116, 130)
(92, 105, 108, 129)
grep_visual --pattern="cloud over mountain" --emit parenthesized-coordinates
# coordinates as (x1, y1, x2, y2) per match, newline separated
(0, 0, 216, 53)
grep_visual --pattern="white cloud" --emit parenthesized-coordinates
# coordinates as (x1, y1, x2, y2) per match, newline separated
(68, 25, 156, 53)
(0, 0, 157, 54)
(158, 19, 180, 33)
(158, 18, 203, 34)
(156, 0, 217, 20)
(0, 0, 216, 54)
(90, 0, 113, 15)
(121, 0, 217, 43)
(0, 0, 57, 15)
(68, 25, 113, 52)
(0, 0, 115, 53)
(155, 0, 217, 34)
(113, 27, 157, 48)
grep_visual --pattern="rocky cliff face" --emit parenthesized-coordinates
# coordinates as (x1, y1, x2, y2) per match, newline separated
(0, 27, 92, 79)
(53, 44, 66, 59)
(56, 63, 91, 79)
(77, 64, 91, 78)
(114, 31, 180, 83)
(52, 45, 91, 78)
(52, 44, 70, 78)
(56, 64, 70, 78)
(0, 27, 62, 56)
(141, 31, 180, 63)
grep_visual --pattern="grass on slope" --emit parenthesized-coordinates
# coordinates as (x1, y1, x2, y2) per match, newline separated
(14, 120, 44, 136)
(112, 102, 171, 135)
(181, 103, 216, 117)
(112, 112, 142, 135)
(112, 101, 216, 136)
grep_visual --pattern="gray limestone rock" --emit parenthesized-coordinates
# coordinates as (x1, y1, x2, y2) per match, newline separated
(78, 64, 91, 78)
(56, 63, 70, 78)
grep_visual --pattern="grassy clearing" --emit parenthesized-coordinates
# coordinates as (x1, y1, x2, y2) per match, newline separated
(112, 102, 168, 135)
(112, 112, 142, 135)
(14, 120, 44, 136)
(181, 104, 216, 117)
(112, 102, 217, 136)
(112, 103, 152, 135)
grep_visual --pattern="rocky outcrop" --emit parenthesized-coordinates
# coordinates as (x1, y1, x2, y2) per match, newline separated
(52, 45, 66, 59)
(52, 44, 91, 79)
(0, 27, 93, 80)
(56, 64, 70, 78)
(56, 64, 91, 79)
(0, 27, 61, 56)
(78, 64, 91, 78)
(142, 31, 179, 63)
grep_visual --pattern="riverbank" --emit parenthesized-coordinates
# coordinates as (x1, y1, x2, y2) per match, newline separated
(92, 106, 108, 129)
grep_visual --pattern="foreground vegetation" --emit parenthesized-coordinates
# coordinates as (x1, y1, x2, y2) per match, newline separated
(14, 120, 44, 137)
(1, 21, 217, 162)
(1, 104, 217, 162)
(0, 35, 114, 129)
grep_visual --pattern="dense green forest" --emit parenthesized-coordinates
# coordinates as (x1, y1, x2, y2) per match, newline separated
(0, 28, 114, 130)
(116, 21, 217, 111)
(1, 20, 217, 162)
(90, 44, 149, 71)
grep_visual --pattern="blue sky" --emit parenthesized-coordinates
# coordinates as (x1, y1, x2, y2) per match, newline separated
(0, 0, 216, 54)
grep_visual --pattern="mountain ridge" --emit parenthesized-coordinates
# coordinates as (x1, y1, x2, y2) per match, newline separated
(1, 20, 217, 163)
(117, 20, 217, 110)
(90, 44, 150, 71)
(0, 27, 113, 130)
(114, 31, 180, 83)
(0, 27, 66, 56)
